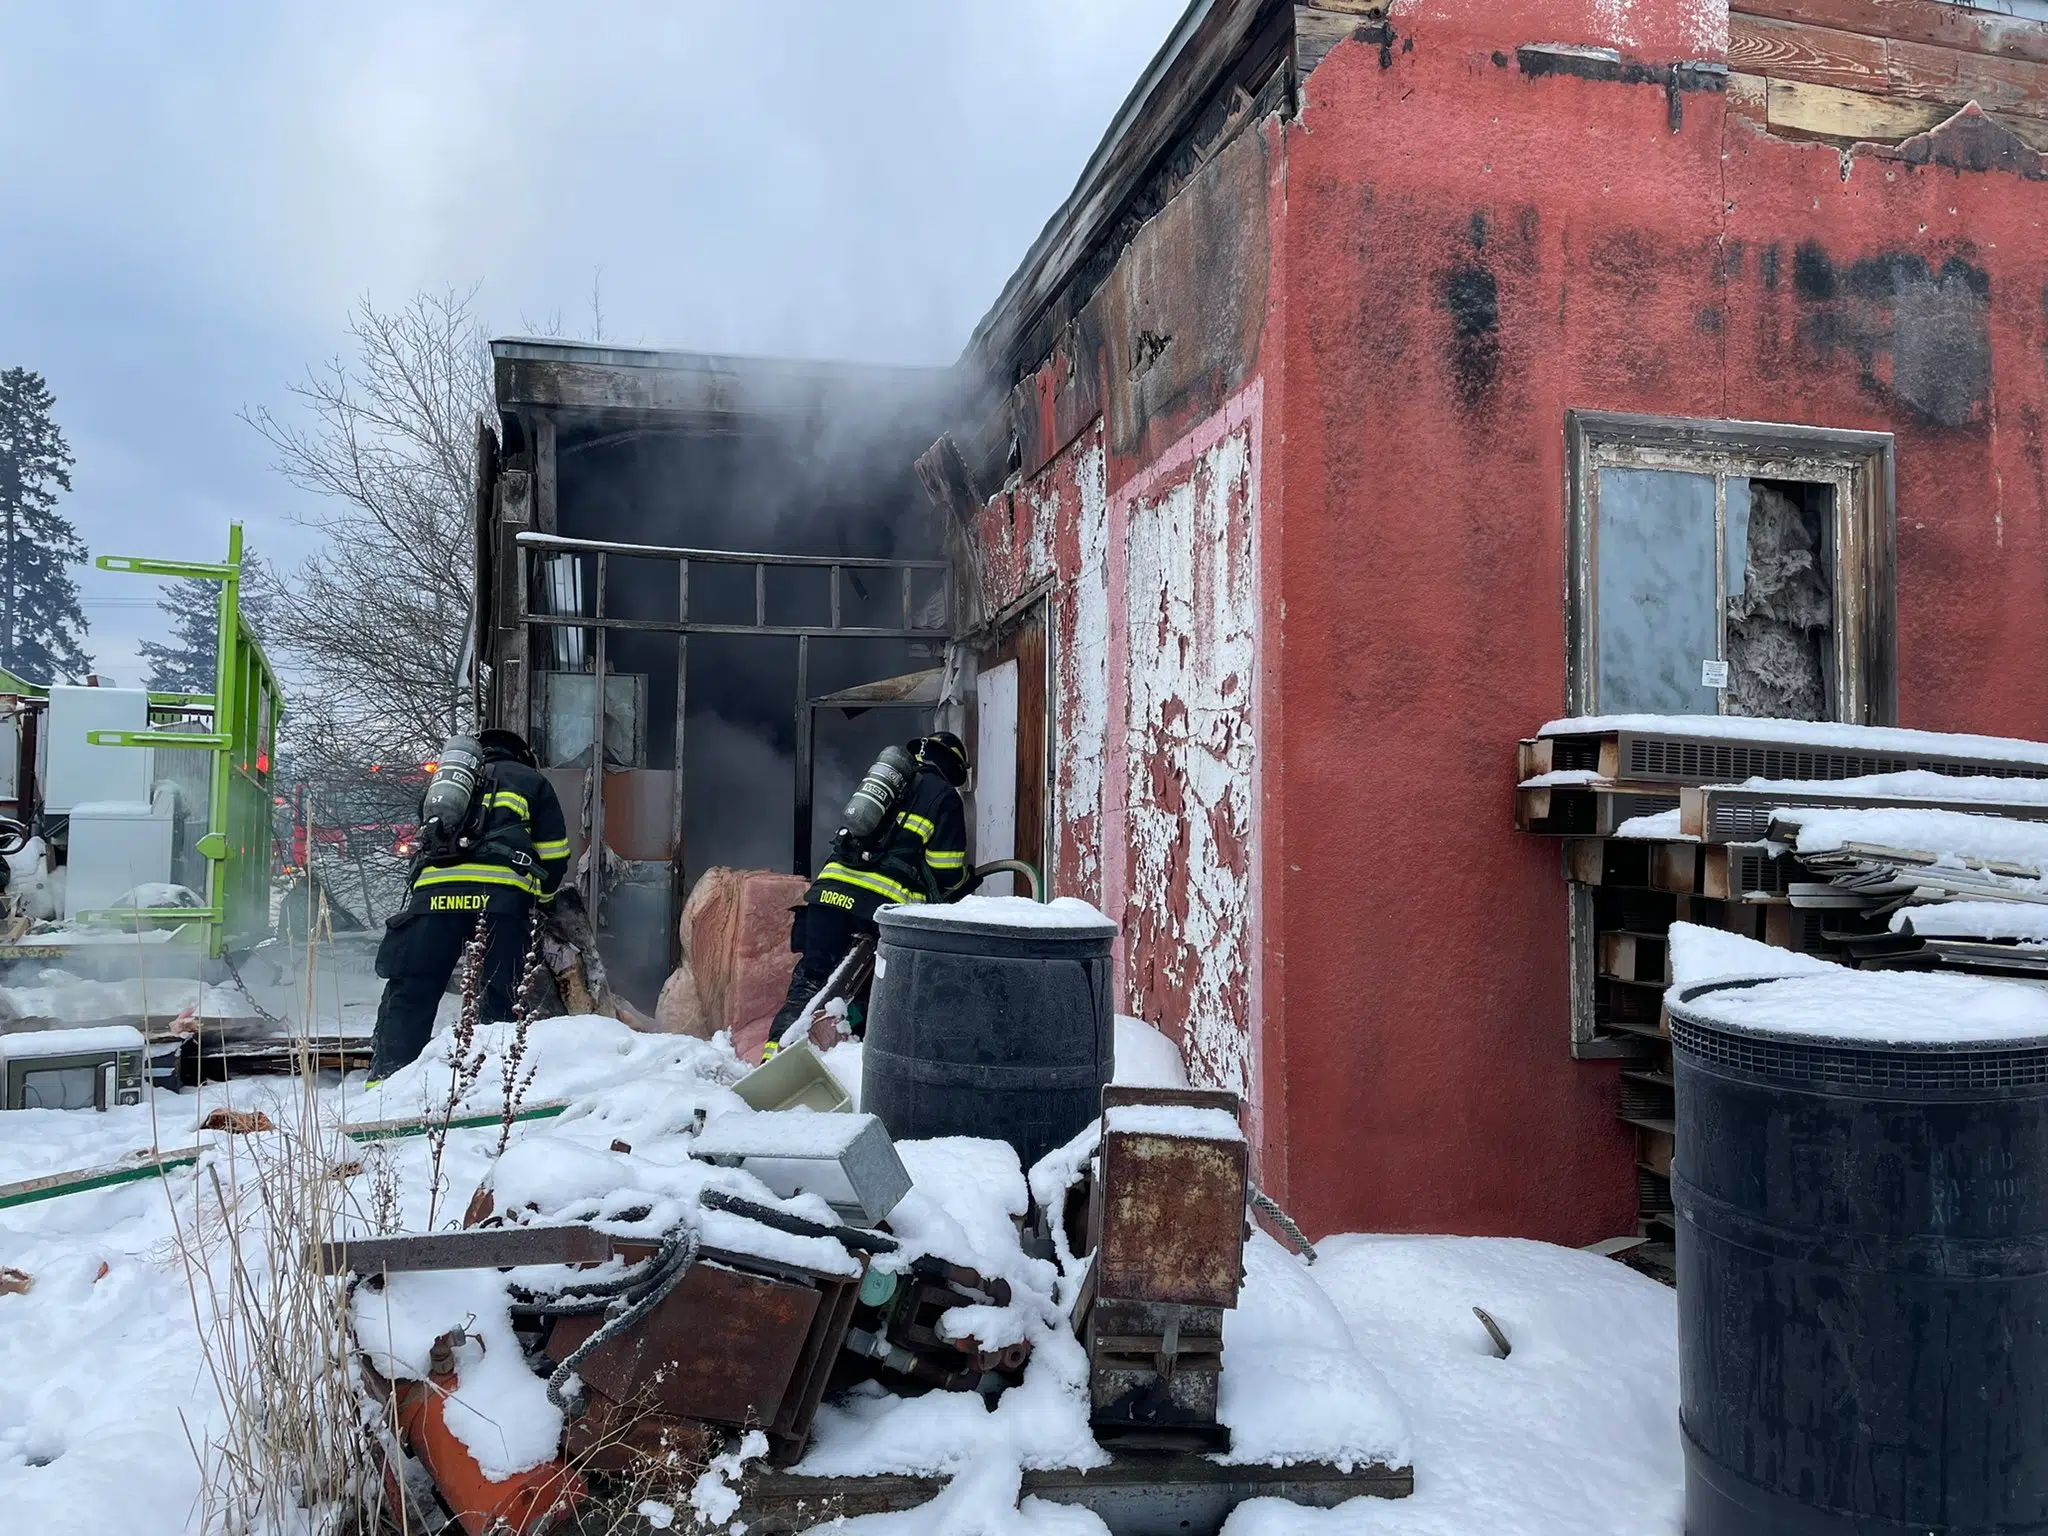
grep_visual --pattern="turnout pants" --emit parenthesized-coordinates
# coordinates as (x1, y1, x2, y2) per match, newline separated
(770, 902, 872, 1040)
(367, 898, 533, 1078)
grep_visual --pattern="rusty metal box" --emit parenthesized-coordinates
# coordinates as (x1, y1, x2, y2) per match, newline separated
(1085, 1296, 1225, 1436)
(1091, 1086, 1248, 1309)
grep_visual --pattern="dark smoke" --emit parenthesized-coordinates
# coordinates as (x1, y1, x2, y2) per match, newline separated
(543, 358, 954, 1001)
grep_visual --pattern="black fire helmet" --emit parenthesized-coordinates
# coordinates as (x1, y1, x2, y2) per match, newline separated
(915, 731, 970, 787)
(476, 727, 539, 769)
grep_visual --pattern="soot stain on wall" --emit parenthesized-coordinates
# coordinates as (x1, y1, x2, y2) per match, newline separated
(1442, 215, 1501, 410)
(1791, 246, 1993, 429)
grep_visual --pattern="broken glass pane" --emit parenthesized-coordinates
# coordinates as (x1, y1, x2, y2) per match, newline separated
(1596, 467, 1719, 714)
(1723, 477, 1750, 602)
(1725, 480, 1832, 720)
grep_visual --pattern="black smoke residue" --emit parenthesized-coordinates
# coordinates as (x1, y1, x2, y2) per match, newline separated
(1789, 248, 1993, 430)
(1442, 262, 1501, 410)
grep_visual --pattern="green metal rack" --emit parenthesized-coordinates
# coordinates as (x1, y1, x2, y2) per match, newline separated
(86, 523, 284, 956)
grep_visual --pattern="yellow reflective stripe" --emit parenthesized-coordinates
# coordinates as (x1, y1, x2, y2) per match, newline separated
(484, 790, 530, 819)
(532, 838, 572, 859)
(926, 851, 966, 869)
(414, 864, 539, 894)
(899, 812, 936, 842)
(818, 863, 924, 905)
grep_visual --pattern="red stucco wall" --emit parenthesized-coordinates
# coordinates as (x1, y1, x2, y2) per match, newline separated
(1266, 2, 2048, 1242)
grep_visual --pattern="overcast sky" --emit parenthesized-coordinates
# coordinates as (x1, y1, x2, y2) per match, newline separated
(0, 0, 1188, 686)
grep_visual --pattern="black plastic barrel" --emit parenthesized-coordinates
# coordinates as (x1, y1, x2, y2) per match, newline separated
(862, 903, 1115, 1172)
(1670, 975, 2048, 1535)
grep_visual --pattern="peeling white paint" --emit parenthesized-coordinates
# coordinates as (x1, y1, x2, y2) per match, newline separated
(1058, 435, 1110, 900)
(1121, 422, 1259, 1099)
(1590, 0, 1641, 49)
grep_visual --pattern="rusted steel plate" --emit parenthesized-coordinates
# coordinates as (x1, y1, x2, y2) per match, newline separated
(546, 1261, 819, 1429)
(769, 1274, 860, 1464)
(313, 1225, 616, 1275)
(1094, 1087, 1248, 1308)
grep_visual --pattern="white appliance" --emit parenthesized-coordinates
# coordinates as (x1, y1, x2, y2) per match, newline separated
(44, 685, 151, 814)
(64, 800, 176, 922)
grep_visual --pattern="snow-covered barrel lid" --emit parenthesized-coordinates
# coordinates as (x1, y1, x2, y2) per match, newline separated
(1670, 971, 2048, 1053)
(875, 895, 1117, 951)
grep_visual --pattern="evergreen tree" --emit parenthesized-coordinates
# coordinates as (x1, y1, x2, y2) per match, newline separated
(0, 369, 91, 684)
(139, 553, 272, 693)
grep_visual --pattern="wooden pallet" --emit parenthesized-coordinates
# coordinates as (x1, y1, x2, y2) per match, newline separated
(1517, 782, 1680, 836)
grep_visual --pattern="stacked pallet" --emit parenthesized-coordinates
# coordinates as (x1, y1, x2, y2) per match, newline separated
(1517, 715, 2048, 1262)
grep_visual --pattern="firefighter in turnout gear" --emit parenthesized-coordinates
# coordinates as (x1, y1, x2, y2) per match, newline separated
(366, 728, 573, 1080)
(770, 732, 973, 1040)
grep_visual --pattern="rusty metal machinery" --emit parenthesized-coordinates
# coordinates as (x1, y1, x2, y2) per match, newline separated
(327, 1206, 882, 1533)
(839, 1255, 1031, 1395)
(1070, 1085, 1251, 1448)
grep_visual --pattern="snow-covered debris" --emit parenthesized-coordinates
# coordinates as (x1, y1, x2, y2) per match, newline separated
(1735, 768, 2048, 806)
(798, 1136, 1103, 1480)
(108, 882, 205, 911)
(890, 895, 1115, 932)
(1614, 808, 1689, 840)
(1517, 770, 1603, 788)
(1665, 922, 1840, 989)
(1892, 901, 2048, 941)
(350, 1267, 563, 1480)
(483, 1132, 860, 1279)
(1780, 806, 2048, 871)
(694, 1107, 876, 1158)
(1676, 967, 2048, 1046)
(0, 1022, 146, 1058)
(359, 1012, 742, 1128)
(1540, 713, 2048, 768)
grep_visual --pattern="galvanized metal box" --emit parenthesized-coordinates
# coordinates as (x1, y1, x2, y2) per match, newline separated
(692, 1108, 911, 1225)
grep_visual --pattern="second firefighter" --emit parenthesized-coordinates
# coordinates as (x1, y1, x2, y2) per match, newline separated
(771, 731, 973, 1037)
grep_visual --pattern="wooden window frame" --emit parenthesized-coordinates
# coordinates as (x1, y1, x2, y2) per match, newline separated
(1562, 411, 1895, 1058)
(1565, 411, 1898, 727)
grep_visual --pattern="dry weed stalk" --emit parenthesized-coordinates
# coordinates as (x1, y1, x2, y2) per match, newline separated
(423, 921, 489, 1229)
(169, 890, 389, 1534)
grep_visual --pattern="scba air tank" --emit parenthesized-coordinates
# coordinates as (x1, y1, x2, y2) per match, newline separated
(419, 735, 486, 848)
(840, 746, 916, 843)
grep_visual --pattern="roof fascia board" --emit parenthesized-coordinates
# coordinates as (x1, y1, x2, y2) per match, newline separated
(963, 0, 1269, 379)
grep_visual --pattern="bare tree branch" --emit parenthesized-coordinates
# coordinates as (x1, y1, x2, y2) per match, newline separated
(245, 288, 489, 769)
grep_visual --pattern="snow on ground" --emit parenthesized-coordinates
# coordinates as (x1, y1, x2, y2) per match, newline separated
(1223, 1237, 1681, 1535)
(1, 1012, 1687, 1535)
